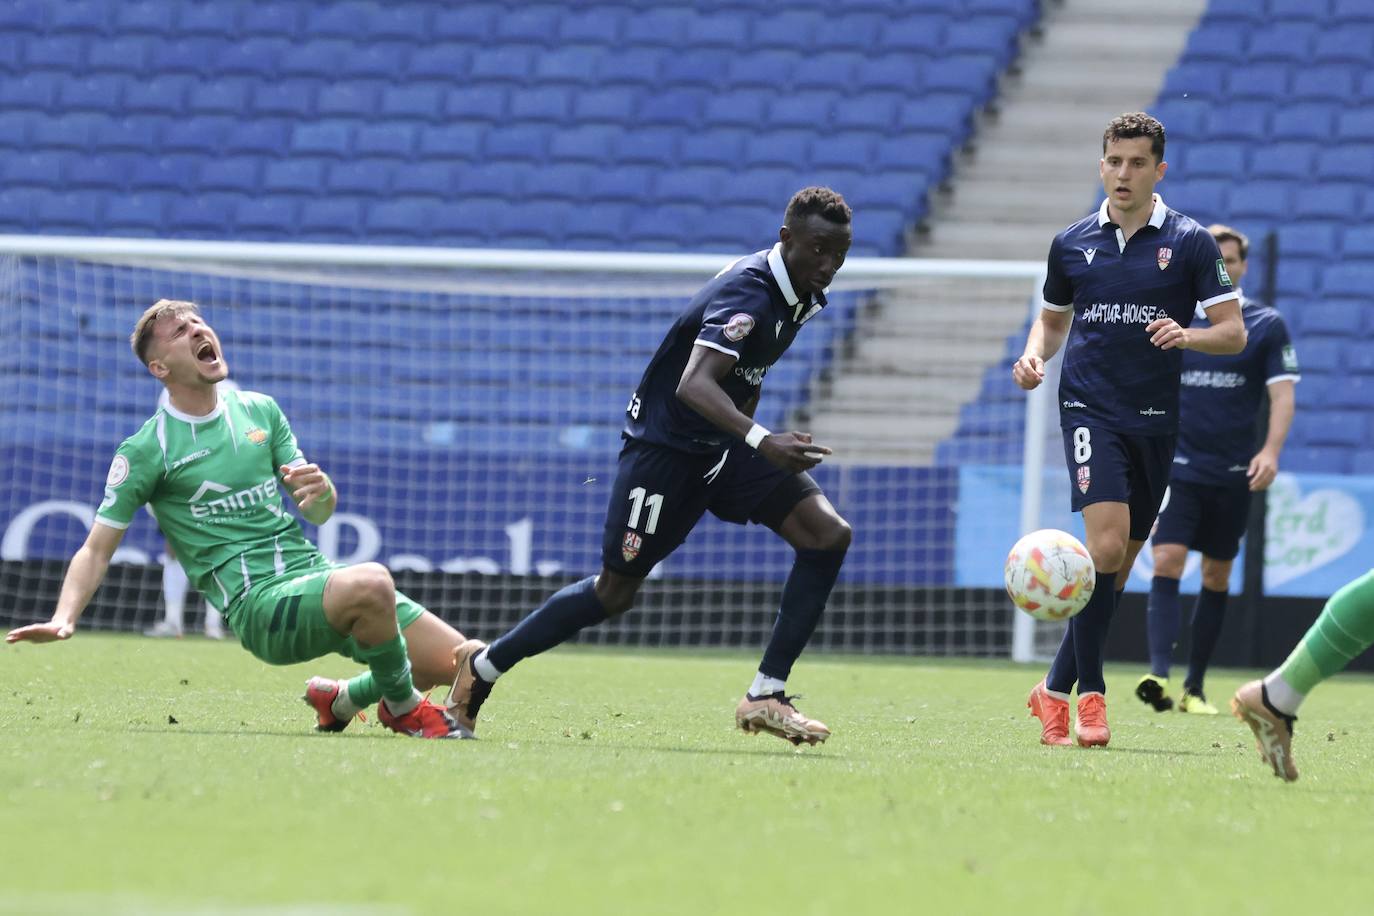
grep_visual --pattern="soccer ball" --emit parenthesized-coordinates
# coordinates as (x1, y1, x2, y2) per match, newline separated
(1004, 529, 1096, 622)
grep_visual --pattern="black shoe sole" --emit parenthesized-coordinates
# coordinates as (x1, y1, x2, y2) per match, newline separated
(1135, 678, 1174, 712)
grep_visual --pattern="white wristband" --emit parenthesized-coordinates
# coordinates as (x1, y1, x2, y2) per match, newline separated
(745, 423, 771, 449)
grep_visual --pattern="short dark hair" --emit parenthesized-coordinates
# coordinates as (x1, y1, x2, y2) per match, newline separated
(1209, 223, 1250, 260)
(784, 186, 852, 227)
(1102, 112, 1166, 162)
(131, 298, 200, 365)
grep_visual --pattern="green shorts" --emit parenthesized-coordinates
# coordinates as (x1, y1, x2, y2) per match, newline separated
(226, 562, 426, 667)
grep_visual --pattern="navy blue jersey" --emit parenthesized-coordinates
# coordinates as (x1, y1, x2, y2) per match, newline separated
(1171, 296, 1300, 487)
(1044, 196, 1238, 436)
(625, 243, 825, 454)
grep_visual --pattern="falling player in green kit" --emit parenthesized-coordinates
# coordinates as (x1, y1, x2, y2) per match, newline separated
(5, 300, 470, 739)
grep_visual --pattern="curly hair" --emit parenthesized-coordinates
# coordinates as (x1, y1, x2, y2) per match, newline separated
(784, 186, 852, 227)
(1102, 112, 1166, 162)
(130, 299, 200, 365)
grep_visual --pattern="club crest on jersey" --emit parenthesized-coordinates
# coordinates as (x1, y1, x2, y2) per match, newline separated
(1076, 465, 1091, 494)
(1156, 247, 1173, 271)
(106, 455, 129, 487)
(621, 530, 643, 563)
(245, 427, 268, 445)
(723, 313, 755, 342)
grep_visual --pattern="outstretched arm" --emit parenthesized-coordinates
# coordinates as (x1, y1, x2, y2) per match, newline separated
(6, 522, 124, 643)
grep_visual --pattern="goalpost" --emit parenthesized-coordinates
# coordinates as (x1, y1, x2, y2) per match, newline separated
(0, 234, 1062, 662)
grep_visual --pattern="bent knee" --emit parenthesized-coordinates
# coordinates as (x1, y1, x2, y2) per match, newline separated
(345, 562, 396, 615)
(818, 517, 852, 553)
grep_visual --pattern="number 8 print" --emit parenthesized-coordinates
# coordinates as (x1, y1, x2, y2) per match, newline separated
(1073, 426, 1092, 464)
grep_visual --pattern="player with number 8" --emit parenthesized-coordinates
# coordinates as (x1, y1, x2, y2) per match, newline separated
(1012, 113, 1246, 747)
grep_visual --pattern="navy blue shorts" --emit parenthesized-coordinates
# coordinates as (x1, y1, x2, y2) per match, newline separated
(1062, 425, 1176, 542)
(601, 438, 822, 577)
(1151, 478, 1252, 561)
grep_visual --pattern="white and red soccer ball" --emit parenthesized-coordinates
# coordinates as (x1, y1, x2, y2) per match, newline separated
(1004, 529, 1096, 622)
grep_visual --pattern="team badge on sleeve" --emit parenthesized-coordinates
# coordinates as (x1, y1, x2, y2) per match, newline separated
(1076, 465, 1091, 494)
(1216, 258, 1233, 286)
(621, 530, 643, 563)
(723, 313, 755, 342)
(106, 455, 129, 487)
(1156, 247, 1173, 271)
(1282, 344, 1299, 372)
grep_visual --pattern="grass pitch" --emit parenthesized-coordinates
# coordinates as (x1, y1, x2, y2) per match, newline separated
(3, 635, 1372, 916)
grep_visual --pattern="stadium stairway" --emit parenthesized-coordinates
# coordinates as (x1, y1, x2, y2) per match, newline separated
(804, 0, 1210, 465)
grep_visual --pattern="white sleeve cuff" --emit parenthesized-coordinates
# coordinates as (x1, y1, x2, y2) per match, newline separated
(1199, 292, 1238, 309)
(1266, 374, 1300, 385)
(94, 516, 130, 531)
(693, 339, 741, 360)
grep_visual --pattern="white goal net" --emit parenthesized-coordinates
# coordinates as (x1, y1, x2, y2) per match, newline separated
(0, 236, 1062, 661)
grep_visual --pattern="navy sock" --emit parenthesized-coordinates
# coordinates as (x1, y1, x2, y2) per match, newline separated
(759, 548, 847, 680)
(1071, 570, 1117, 695)
(1146, 576, 1182, 678)
(1045, 624, 1077, 695)
(1184, 587, 1229, 695)
(486, 576, 607, 673)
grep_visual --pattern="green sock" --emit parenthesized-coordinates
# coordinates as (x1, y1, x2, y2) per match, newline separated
(1277, 569, 1374, 694)
(355, 632, 416, 707)
(345, 672, 381, 710)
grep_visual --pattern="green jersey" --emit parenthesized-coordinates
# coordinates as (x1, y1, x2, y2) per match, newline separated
(96, 389, 322, 610)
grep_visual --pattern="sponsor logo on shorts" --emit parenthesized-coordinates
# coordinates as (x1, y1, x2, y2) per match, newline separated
(106, 455, 129, 487)
(1138, 407, 1167, 417)
(1157, 247, 1173, 270)
(723, 313, 755, 342)
(621, 530, 642, 563)
(1062, 399, 1086, 409)
(245, 427, 268, 446)
(1077, 465, 1091, 494)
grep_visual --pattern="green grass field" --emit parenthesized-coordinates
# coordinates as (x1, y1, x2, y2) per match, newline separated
(3, 635, 1372, 916)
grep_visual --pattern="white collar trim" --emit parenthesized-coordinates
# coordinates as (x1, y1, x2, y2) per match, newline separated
(1098, 194, 1168, 229)
(162, 391, 224, 424)
(766, 242, 801, 308)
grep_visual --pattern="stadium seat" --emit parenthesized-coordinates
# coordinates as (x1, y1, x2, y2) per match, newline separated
(749, 11, 822, 49)
(923, 55, 999, 100)
(586, 165, 657, 204)
(1321, 263, 1374, 298)
(188, 78, 253, 115)
(65, 153, 137, 191)
(793, 52, 861, 91)
(262, 159, 326, 194)
(128, 156, 197, 192)
(533, 46, 599, 86)
(679, 128, 748, 168)
(453, 161, 528, 198)
(1226, 63, 1291, 101)
(1276, 222, 1339, 260)
(1270, 102, 1338, 141)
(379, 84, 445, 121)
(1335, 107, 1374, 141)
(549, 125, 620, 163)
(299, 198, 363, 237)
(279, 40, 353, 80)
(1291, 63, 1359, 101)
(327, 159, 395, 194)
(1300, 302, 1365, 337)
(469, 45, 538, 84)
(744, 130, 813, 168)
(853, 56, 923, 93)
(291, 121, 353, 158)
(1181, 143, 1246, 179)
(1249, 142, 1316, 180)
(636, 90, 707, 128)
(769, 94, 840, 130)
(1247, 24, 1320, 63)
(1293, 182, 1362, 220)
(897, 94, 975, 137)
(1297, 338, 1345, 374)
(596, 48, 667, 88)
(198, 157, 260, 193)
(168, 194, 238, 234)
(879, 14, 948, 53)
(1341, 224, 1374, 259)
(1312, 25, 1374, 63)
(725, 51, 802, 89)
(102, 195, 165, 235)
(572, 88, 640, 125)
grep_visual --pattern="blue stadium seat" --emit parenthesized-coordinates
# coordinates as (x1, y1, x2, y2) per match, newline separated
(1247, 24, 1319, 63)
(548, 125, 619, 163)
(324, 159, 392, 193)
(879, 14, 948, 53)
(86, 37, 149, 73)
(1270, 0, 1331, 19)
(768, 93, 838, 130)
(1294, 182, 1362, 220)
(1333, 0, 1374, 21)
(177, 3, 235, 36)
(810, 132, 876, 170)
(596, 48, 666, 87)
(0, 188, 39, 229)
(430, 3, 500, 41)
(498, 200, 572, 246)
(1312, 25, 1374, 63)
(1336, 107, 1374, 140)
(199, 157, 260, 193)
(0, 73, 58, 111)
(897, 93, 975, 137)
(793, 52, 861, 91)
(224, 120, 290, 155)
(262, 159, 326, 194)
(614, 128, 681, 165)
(414, 124, 480, 160)
(621, 7, 693, 47)
(725, 51, 801, 89)
(1226, 181, 1292, 222)
(743, 130, 812, 168)
(572, 88, 639, 125)
(92, 115, 171, 152)
(1322, 263, 1374, 298)
(363, 197, 430, 239)
(407, 43, 468, 81)
(874, 133, 948, 176)
(168, 194, 238, 234)
(357, 122, 420, 157)
(1302, 411, 1367, 448)
(1341, 224, 1374, 259)
(557, 5, 622, 43)
(1181, 22, 1247, 62)
(188, 78, 253, 115)
(1301, 302, 1365, 337)
(452, 161, 527, 198)
(379, 83, 445, 121)
(113, 1, 175, 34)
(494, 6, 563, 44)
(534, 46, 599, 86)
(366, 4, 432, 42)
(1249, 142, 1316, 179)
(1165, 179, 1227, 221)
(392, 161, 457, 195)
(482, 125, 550, 163)
(1270, 102, 1337, 141)
(1206, 101, 1270, 141)
(122, 75, 194, 115)
(686, 12, 753, 49)
(298, 198, 362, 237)
(236, 2, 302, 37)
(521, 162, 592, 201)
(129, 156, 198, 192)
(1181, 143, 1246, 179)
(678, 128, 747, 168)
(279, 40, 352, 80)
(1162, 63, 1227, 100)
(720, 167, 796, 207)
(469, 45, 537, 84)
(304, 2, 381, 39)
(217, 39, 291, 77)
(1297, 338, 1344, 375)
(1277, 222, 1339, 260)
(103, 195, 165, 235)
(1226, 63, 1291, 101)
(291, 121, 353, 158)
(1291, 63, 1359, 100)
(586, 165, 656, 204)
(749, 11, 821, 49)
(29, 113, 100, 151)
(945, 16, 1020, 57)
(923, 55, 999, 99)
(1285, 445, 1352, 474)
(1, 153, 59, 188)
(446, 87, 507, 122)
(304, 82, 371, 120)
(160, 116, 236, 155)
(637, 89, 706, 127)
(65, 153, 136, 190)
(655, 167, 728, 205)
(1316, 145, 1374, 180)
(661, 50, 734, 90)
(252, 81, 316, 117)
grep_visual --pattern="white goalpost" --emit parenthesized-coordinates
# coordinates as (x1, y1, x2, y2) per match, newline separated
(0, 234, 1060, 662)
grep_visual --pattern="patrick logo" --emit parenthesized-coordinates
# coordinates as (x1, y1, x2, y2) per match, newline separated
(1156, 247, 1173, 271)
(245, 428, 268, 445)
(621, 530, 642, 563)
(1076, 465, 1091, 494)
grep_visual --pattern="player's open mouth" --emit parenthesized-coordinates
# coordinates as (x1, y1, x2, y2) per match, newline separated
(196, 341, 218, 364)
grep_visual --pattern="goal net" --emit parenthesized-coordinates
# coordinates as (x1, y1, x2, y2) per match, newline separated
(0, 236, 1061, 660)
